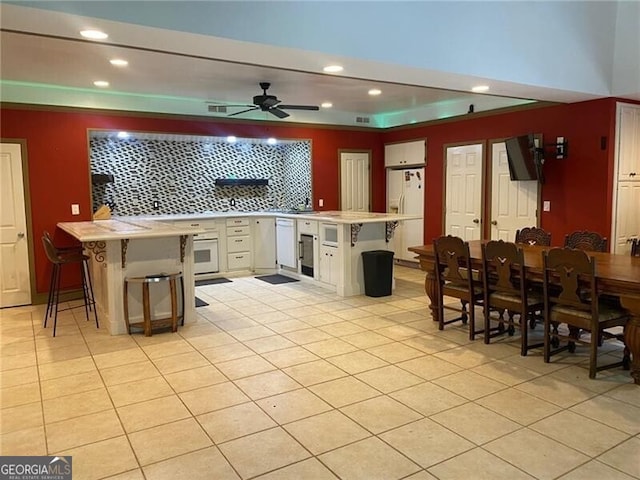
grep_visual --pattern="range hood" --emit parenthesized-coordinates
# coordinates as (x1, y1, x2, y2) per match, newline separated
(214, 178, 269, 186)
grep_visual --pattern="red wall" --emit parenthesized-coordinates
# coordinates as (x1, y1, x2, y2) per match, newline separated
(1, 98, 631, 296)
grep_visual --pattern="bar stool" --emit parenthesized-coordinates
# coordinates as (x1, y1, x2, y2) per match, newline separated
(123, 272, 183, 336)
(42, 232, 98, 337)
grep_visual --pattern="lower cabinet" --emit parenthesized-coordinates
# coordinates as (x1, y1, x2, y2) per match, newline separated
(252, 217, 276, 270)
(319, 244, 339, 286)
(226, 218, 251, 271)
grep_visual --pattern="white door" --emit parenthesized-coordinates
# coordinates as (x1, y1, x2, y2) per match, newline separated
(613, 182, 640, 253)
(340, 151, 370, 212)
(445, 144, 483, 240)
(490, 142, 539, 241)
(0, 143, 31, 307)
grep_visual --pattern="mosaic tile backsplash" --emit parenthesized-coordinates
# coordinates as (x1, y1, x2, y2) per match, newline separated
(90, 136, 311, 216)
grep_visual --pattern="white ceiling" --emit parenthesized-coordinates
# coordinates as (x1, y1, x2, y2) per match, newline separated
(1, 2, 636, 129)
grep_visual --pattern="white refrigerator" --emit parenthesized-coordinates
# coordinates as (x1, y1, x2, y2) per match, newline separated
(387, 168, 424, 262)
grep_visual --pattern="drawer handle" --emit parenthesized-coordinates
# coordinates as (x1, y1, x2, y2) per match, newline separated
(234, 229, 242, 233)
(235, 239, 242, 242)
(235, 256, 243, 259)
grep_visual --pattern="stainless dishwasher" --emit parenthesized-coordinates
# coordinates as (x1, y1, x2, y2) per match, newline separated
(299, 234, 314, 277)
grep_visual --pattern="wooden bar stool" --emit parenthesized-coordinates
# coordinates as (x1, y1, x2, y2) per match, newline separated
(123, 272, 183, 336)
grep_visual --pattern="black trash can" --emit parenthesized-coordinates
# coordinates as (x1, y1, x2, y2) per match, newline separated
(361, 250, 394, 297)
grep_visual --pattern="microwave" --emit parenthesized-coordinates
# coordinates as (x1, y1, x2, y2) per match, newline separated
(322, 223, 338, 247)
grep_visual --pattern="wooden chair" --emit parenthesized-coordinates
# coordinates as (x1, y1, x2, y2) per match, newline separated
(481, 240, 544, 356)
(564, 230, 607, 252)
(542, 248, 630, 378)
(515, 227, 551, 246)
(433, 235, 484, 340)
(631, 238, 639, 257)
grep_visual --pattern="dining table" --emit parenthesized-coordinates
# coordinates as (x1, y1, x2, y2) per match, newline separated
(408, 241, 640, 385)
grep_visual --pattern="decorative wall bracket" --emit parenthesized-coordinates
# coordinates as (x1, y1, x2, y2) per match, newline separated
(121, 239, 130, 268)
(386, 221, 399, 242)
(350, 223, 363, 247)
(180, 235, 187, 263)
(84, 241, 107, 265)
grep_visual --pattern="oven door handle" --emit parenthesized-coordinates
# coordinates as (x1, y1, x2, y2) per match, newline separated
(298, 240, 304, 259)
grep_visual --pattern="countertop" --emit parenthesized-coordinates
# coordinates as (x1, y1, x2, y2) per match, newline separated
(57, 218, 204, 242)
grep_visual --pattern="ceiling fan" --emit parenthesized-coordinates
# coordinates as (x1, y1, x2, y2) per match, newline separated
(216, 82, 320, 119)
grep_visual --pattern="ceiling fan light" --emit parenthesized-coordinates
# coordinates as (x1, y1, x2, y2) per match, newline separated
(323, 65, 343, 73)
(368, 88, 382, 96)
(110, 58, 128, 67)
(80, 29, 108, 40)
(321, 102, 333, 108)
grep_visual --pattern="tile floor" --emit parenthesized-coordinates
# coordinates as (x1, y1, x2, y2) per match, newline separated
(1, 266, 639, 480)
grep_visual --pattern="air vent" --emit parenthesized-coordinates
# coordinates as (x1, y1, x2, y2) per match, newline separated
(355, 116, 370, 124)
(208, 105, 228, 113)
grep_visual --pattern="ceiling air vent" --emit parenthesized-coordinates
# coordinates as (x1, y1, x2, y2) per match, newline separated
(355, 116, 370, 124)
(208, 105, 228, 113)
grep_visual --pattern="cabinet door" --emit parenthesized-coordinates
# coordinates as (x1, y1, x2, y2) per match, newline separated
(253, 218, 276, 270)
(319, 245, 338, 285)
(403, 140, 426, 166)
(618, 105, 640, 180)
(614, 181, 640, 253)
(384, 143, 404, 167)
(276, 219, 297, 268)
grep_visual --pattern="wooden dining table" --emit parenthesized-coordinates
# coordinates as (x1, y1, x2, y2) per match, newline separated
(409, 241, 640, 384)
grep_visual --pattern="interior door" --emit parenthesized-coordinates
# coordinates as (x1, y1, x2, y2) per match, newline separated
(445, 144, 483, 240)
(0, 143, 31, 307)
(490, 142, 539, 241)
(340, 151, 370, 212)
(614, 182, 640, 253)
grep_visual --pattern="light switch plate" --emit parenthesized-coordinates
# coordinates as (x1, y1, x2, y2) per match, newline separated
(543, 201, 550, 212)
(71, 204, 80, 215)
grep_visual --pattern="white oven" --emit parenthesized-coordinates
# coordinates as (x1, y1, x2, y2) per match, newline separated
(193, 231, 219, 275)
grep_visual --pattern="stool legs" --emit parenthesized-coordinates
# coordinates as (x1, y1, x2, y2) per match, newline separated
(142, 282, 152, 337)
(170, 277, 178, 333)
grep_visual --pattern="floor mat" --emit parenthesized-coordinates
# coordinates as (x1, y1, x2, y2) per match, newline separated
(195, 297, 209, 307)
(255, 274, 299, 285)
(195, 277, 232, 286)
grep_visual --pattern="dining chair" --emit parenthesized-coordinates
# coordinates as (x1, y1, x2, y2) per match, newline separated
(564, 230, 608, 252)
(542, 247, 630, 378)
(515, 227, 551, 246)
(481, 240, 544, 356)
(433, 235, 484, 340)
(631, 238, 639, 257)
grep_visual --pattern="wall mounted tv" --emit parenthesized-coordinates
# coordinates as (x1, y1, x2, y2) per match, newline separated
(505, 134, 543, 183)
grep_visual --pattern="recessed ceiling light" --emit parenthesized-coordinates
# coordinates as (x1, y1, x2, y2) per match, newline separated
(472, 85, 490, 93)
(321, 102, 333, 109)
(116, 131, 129, 139)
(323, 65, 343, 73)
(80, 29, 108, 40)
(226, 136, 237, 143)
(93, 80, 110, 87)
(110, 59, 128, 67)
(368, 89, 382, 96)
(267, 137, 277, 145)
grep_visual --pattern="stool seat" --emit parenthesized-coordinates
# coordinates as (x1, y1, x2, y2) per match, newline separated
(124, 272, 183, 336)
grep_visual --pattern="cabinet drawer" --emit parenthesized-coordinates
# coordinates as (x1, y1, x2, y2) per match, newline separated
(297, 219, 318, 235)
(227, 235, 251, 253)
(226, 218, 250, 227)
(227, 225, 250, 236)
(227, 252, 251, 270)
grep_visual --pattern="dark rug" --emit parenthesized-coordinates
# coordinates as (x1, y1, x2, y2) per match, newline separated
(255, 274, 300, 285)
(195, 277, 232, 286)
(195, 297, 209, 307)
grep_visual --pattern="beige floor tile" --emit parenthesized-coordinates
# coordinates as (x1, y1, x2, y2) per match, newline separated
(243, 335, 296, 353)
(366, 342, 425, 363)
(140, 338, 196, 360)
(318, 436, 420, 480)
(595, 437, 640, 478)
(56, 435, 138, 480)
(215, 355, 276, 380)
(151, 350, 210, 374)
(179, 381, 250, 416)
(471, 359, 542, 386)
(200, 342, 254, 363)
(0, 351, 37, 371)
(43, 387, 113, 423)
(0, 382, 40, 408)
(531, 410, 630, 456)
(0, 365, 38, 388)
(184, 331, 237, 350)
(514, 373, 599, 408)
(261, 346, 319, 368)
(558, 460, 636, 480)
(94, 348, 147, 370)
(254, 458, 338, 479)
(46, 409, 123, 452)
(428, 447, 535, 480)
(218, 427, 310, 479)
(40, 370, 104, 399)
(570, 395, 640, 435)
(485, 428, 589, 480)
(267, 319, 311, 334)
(282, 359, 347, 386)
(397, 355, 463, 380)
(256, 388, 332, 424)
(100, 360, 160, 386)
(432, 370, 508, 400)
(143, 446, 239, 480)
(300, 338, 358, 358)
(117, 394, 191, 433)
(319, 321, 367, 337)
(102, 469, 145, 480)
(604, 383, 640, 408)
(283, 328, 334, 345)
(38, 356, 96, 381)
(108, 376, 174, 407)
(0, 425, 47, 455)
(309, 376, 381, 408)
(477, 388, 561, 426)
(128, 417, 212, 466)
(431, 403, 521, 445)
(402, 334, 460, 354)
(358, 364, 426, 394)
(433, 345, 498, 368)
(284, 410, 370, 454)
(376, 324, 423, 341)
(86, 336, 138, 355)
(198, 401, 277, 443)
(326, 350, 389, 374)
(229, 325, 275, 342)
(549, 364, 625, 394)
(350, 315, 396, 330)
(164, 364, 227, 392)
(340, 395, 422, 434)
(234, 370, 301, 399)
(342, 330, 394, 349)
(37, 344, 91, 364)
(0, 401, 43, 434)
(333, 307, 374, 321)
(390, 382, 467, 417)
(1, 339, 35, 356)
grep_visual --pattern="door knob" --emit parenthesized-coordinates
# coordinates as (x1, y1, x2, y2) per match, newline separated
(491, 220, 497, 225)
(472, 218, 480, 224)
(17, 232, 25, 238)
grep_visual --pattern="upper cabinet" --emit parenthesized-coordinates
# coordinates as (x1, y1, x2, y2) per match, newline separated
(617, 105, 640, 181)
(384, 139, 426, 168)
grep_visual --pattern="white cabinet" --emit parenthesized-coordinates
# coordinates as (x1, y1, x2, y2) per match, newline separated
(276, 218, 297, 269)
(384, 139, 426, 167)
(617, 105, 640, 180)
(252, 217, 276, 271)
(319, 244, 339, 286)
(297, 219, 318, 235)
(226, 217, 251, 270)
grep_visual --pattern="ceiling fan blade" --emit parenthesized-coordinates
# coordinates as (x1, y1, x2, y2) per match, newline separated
(278, 105, 320, 111)
(262, 97, 281, 108)
(228, 107, 258, 117)
(268, 108, 289, 119)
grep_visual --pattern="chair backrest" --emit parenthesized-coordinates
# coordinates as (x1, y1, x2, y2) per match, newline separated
(41, 231, 60, 264)
(433, 235, 473, 286)
(564, 230, 607, 252)
(543, 247, 596, 318)
(482, 240, 525, 298)
(515, 227, 551, 246)
(631, 238, 640, 257)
